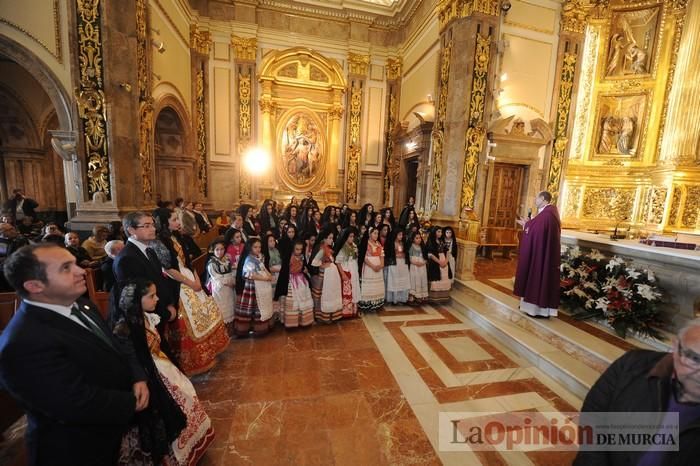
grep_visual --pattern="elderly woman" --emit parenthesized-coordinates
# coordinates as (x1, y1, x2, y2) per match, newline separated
(82, 225, 110, 260)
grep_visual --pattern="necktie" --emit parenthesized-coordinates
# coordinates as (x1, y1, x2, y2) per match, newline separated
(145, 247, 161, 269)
(70, 305, 114, 349)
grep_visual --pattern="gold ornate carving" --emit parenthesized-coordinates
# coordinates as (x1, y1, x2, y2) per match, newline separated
(75, 0, 111, 199)
(190, 24, 211, 55)
(437, 0, 499, 29)
(195, 66, 207, 196)
(386, 57, 402, 81)
(239, 74, 251, 140)
(136, 0, 153, 194)
(329, 104, 344, 120)
(279, 63, 298, 78)
(259, 97, 275, 115)
(582, 187, 635, 220)
(231, 35, 257, 62)
(460, 33, 490, 211)
(561, 0, 588, 34)
(346, 146, 360, 204)
(611, 80, 642, 92)
(309, 65, 329, 82)
(602, 158, 624, 166)
(668, 186, 681, 226)
(348, 53, 370, 76)
(570, 27, 600, 160)
(430, 39, 452, 210)
(681, 185, 700, 228)
(346, 81, 363, 204)
(383, 91, 397, 204)
(644, 187, 667, 224)
(563, 185, 582, 218)
(546, 52, 577, 201)
(656, 11, 685, 162)
(238, 69, 252, 200)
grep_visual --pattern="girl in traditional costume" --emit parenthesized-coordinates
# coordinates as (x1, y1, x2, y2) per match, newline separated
(443, 226, 458, 284)
(333, 227, 360, 318)
(358, 226, 385, 312)
(407, 231, 429, 305)
(234, 238, 274, 336)
(276, 240, 314, 327)
(426, 226, 452, 303)
(114, 279, 214, 466)
(384, 229, 411, 305)
(262, 233, 282, 320)
(309, 227, 344, 323)
(206, 240, 235, 335)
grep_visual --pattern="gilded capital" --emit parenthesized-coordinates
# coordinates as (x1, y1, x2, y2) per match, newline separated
(190, 24, 211, 55)
(348, 53, 370, 76)
(437, 0, 499, 29)
(386, 57, 402, 81)
(232, 35, 257, 62)
(329, 105, 344, 120)
(561, 0, 588, 34)
(259, 98, 275, 114)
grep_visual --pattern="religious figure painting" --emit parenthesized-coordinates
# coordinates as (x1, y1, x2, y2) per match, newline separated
(280, 112, 324, 187)
(605, 6, 660, 78)
(594, 93, 647, 157)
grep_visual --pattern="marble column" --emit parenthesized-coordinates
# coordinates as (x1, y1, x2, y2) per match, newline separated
(232, 36, 257, 203)
(430, 2, 500, 221)
(659, 0, 700, 166)
(545, 0, 586, 203)
(345, 53, 369, 207)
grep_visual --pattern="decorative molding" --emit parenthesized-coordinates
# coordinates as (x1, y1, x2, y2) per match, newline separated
(681, 185, 700, 228)
(190, 24, 211, 55)
(546, 52, 577, 201)
(75, 0, 111, 199)
(195, 65, 207, 196)
(345, 80, 363, 204)
(386, 56, 402, 80)
(561, 0, 588, 34)
(348, 52, 370, 76)
(569, 26, 600, 160)
(383, 90, 398, 204)
(460, 33, 490, 211)
(231, 35, 257, 62)
(644, 187, 667, 224)
(430, 38, 452, 211)
(437, 0, 499, 30)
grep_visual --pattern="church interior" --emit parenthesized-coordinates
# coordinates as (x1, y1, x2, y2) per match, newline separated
(1, 0, 699, 464)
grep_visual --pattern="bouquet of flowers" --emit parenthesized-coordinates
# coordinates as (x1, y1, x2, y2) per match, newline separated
(560, 246, 665, 339)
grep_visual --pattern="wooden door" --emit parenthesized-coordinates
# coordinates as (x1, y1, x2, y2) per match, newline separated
(487, 163, 525, 228)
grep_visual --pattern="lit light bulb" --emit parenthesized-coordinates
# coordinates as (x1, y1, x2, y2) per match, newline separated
(243, 147, 271, 175)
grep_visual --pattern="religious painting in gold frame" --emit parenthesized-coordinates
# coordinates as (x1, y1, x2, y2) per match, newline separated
(603, 5, 661, 80)
(277, 109, 327, 191)
(592, 92, 648, 159)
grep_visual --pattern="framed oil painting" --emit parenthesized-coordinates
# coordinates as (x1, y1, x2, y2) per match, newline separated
(593, 93, 648, 158)
(604, 6, 661, 79)
(278, 111, 326, 190)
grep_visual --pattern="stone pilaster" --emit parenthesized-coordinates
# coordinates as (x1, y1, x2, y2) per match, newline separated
(190, 25, 211, 199)
(345, 53, 369, 207)
(383, 57, 401, 206)
(232, 35, 257, 203)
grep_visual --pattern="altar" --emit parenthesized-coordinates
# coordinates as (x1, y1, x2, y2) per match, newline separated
(561, 230, 700, 331)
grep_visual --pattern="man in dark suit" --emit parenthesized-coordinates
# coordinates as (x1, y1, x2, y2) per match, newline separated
(112, 212, 178, 366)
(0, 243, 148, 465)
(3, 189, 39, 222)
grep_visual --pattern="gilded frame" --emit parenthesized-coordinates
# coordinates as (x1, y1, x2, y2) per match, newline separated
(591, 91, 650, 161)
(276, 107, 328, 192)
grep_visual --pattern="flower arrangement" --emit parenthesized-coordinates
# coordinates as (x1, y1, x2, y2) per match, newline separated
(560, 245, 665, 339)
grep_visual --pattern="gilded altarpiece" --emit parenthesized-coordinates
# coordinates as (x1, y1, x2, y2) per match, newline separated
(258, 48, 346, 203)
(561, 0, 699, 233)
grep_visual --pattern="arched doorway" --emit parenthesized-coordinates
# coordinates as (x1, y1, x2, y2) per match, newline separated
(0, 63, 67, 224)
(154, 106, 195, 203)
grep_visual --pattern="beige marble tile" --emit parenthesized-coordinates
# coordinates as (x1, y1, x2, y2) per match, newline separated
(380, 304, 443, 322)
(455, 367, 532, 386)
(402, 326, 462, 387)
(438, 336, 493, 362)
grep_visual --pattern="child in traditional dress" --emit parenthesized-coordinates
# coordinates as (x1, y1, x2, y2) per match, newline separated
(114, 279, 214, 466)
(443, 226, 458, 284)
(358, 226, 385, 312)
(262, 233, 282, 321)
(333, 227, 360, 318)
(310, 227, 344, 323)
(407, 231, 429, 305)
(234, 238, 274, 336)
(384, 229, 410, 305)
(206, 240, 235, 335)
(277, 240, 314, 327)
(224, 228, 245, 271)
(426, 226, 452, 303)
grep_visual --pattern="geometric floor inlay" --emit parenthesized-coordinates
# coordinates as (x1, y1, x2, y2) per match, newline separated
(438, 336, 496, 362)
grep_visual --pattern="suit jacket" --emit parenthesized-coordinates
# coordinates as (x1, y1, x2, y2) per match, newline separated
(0, 298, 136, 466)
(4, 197, 39, 219)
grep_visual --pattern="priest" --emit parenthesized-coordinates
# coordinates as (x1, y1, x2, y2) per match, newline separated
(513, 191, 561, 318)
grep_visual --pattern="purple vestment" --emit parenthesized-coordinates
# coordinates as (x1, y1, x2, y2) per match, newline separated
(513, 204, 561, 310)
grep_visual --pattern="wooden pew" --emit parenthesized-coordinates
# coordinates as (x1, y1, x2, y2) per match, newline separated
(0, 291, 19, 333)
(194, 228, 219, 251)
(85, 268, 110, 321)
(191, 253, 209, 280)
(478, 227, 519, 259)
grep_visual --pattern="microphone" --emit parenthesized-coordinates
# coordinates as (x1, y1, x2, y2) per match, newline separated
(527, 208, 532, 220)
